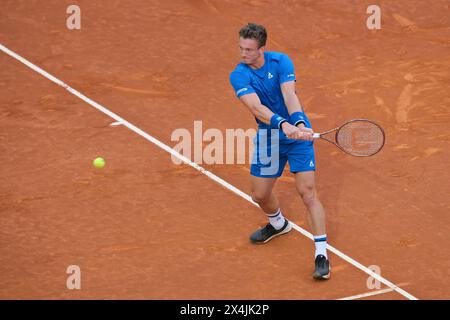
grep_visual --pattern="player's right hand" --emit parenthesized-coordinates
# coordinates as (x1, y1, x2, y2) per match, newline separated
(281, 122, 314, 141)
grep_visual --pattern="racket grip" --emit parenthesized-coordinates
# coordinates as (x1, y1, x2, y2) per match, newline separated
(313, 133, 321, 139)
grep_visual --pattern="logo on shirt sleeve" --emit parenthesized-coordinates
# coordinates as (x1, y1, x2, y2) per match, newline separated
(287, 74, 295, 77)
(267, 72, 273, 79)
(236, 88, 248, 95)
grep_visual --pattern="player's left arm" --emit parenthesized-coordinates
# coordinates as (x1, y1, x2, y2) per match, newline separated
(280, 80, 304, 115)
(278, 54, 312, 132)
(281, 81, 311, 133)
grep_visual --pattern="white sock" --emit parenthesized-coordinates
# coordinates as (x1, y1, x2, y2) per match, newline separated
(267, 208, 286, 230)
(314, 234, 328, 259)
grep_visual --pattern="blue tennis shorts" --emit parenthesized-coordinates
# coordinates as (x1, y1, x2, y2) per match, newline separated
(250, 129, 316, 178)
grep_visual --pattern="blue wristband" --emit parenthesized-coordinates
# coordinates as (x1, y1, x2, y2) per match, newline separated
(270, 114, 287, 130)
(290, 111, 307, 127)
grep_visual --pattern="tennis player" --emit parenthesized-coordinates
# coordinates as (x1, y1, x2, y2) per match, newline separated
(229, 23, 330, 279)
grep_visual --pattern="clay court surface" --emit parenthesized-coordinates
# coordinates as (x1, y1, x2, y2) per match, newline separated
(0, 0, 449, 300)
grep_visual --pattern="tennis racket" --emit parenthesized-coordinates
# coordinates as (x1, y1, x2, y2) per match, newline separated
(312, 119, 385, 157)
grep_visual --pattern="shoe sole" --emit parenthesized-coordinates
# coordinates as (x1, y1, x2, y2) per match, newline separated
(250, 222, 293, 244)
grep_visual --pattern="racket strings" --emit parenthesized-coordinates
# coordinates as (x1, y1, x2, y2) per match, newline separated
(336, 121, 384, 156)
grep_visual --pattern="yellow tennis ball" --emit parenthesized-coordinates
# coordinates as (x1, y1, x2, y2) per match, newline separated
(93, 157, 105, 168)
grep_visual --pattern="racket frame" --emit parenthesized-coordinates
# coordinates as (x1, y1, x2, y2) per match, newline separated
(313, 119, 385, 157)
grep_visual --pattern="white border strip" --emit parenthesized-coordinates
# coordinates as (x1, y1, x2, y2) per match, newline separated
(0, 43, 418, 300)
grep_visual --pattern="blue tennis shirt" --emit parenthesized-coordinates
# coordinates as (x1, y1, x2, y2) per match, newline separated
(229, 51, 299, 142)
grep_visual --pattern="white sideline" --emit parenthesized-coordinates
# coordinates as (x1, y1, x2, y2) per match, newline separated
(0, 43, 418, 300)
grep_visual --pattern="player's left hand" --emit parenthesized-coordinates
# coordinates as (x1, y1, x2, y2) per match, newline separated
(281, 122, 313, 141)
(295, 123, 314, 141)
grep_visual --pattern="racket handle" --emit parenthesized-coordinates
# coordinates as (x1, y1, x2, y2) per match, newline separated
(313, 133, 321, 139)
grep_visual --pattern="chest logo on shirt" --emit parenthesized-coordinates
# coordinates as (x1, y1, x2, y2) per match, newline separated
(267, 72, 273, 79)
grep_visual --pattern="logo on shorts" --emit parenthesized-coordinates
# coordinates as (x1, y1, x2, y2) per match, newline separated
(267, 72, 273, 79)
(309, 160, 315, 167)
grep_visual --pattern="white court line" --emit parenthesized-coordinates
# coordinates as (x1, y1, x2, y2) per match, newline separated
(0, 43, 419, 300)
(337, 288, 397, 300)
(336, 282, 410, 300)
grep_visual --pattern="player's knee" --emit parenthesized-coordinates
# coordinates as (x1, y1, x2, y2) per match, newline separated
(251, 191, 271, 204)
(302, 194, 317, 207)
(297, 186, 316, 207)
